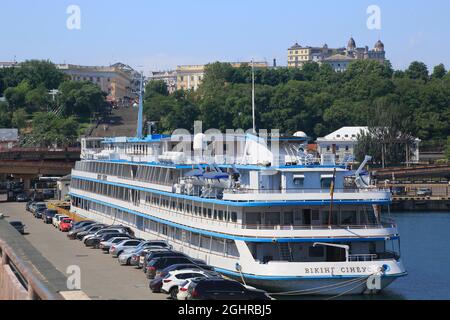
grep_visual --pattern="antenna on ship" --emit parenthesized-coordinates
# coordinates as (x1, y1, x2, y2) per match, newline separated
(251, 59, 256, 135)
(136, 71, 144, 139)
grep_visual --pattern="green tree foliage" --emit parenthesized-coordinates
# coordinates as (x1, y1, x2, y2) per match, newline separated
(23, 112, 80, 147)
(12, 108, 28, 129)
(58, 81, 108, 117)
(446, 136, 450, 160)
(432, 64, 446, 79)
(0, 102, 12, 127)
(405, 61, 429, 82)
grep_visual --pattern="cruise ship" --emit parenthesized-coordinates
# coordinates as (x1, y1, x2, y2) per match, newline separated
(68, 126, 407, 296)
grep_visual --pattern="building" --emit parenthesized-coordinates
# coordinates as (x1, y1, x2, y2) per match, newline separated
(57, 174, 71, 201)
(0, 129, 19, 150)
(176, 61, 268, 91)
(149, 70, 178, 94)
(288, 37, 386, 71)
(0, 61, 18, 69)
(316, 127, 420, 164)
(57, 63, 140, 107)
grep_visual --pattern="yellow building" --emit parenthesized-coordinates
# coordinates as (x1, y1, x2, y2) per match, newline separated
(176, 61, 268, 91)
(287, 43, 314, 68)
(57, 63, 137, 106)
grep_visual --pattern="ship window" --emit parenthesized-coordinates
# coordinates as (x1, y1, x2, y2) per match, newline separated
(203, 208, 207, 217)
(341, 211, 357, 225)
(283, 212, 294, 225)
(245, 212, 261, 226)
(218, 210, 224, 220)
(293, 175, 305, 187)
(265, 212, 280, 226)
(309, 246, 325, 258)
(231, 212, 237, 223)
(213, 210, 218, 219)
(207, 208, 212, 218)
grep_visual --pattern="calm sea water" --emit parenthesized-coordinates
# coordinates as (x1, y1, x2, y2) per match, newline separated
(285, 211, 450, 300)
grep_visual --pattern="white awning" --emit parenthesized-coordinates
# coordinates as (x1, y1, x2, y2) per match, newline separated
(321, 174, 334, 179)
(293, 174, 305, 179)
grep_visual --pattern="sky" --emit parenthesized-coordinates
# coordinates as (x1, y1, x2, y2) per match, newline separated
(1, 0, 449, 75)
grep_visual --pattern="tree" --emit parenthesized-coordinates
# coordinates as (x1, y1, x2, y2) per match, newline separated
(58, 81, 107, 117)
(17, 60, 65, 89)
(432, 64, 446, 79)
(0, 102, 12, 127)
(406, 61, 429, 82)
(3, 81, 30, 111)
(145, 80, 169, 99)
(12, 108, 28, 129)
(446, 136, 450, 160)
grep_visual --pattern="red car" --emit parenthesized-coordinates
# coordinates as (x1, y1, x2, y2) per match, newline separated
(59, 218, 74, 232)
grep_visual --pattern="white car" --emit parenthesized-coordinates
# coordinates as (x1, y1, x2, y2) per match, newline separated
(52, 214, 69, 228)
(177, 278, 203, 301)
(162, 269, 211, 300)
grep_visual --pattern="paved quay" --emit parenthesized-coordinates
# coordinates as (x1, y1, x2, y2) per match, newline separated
(0, 202, 166, 300)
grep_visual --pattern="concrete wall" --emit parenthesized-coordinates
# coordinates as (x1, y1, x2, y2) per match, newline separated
(0, 262, 29, 300)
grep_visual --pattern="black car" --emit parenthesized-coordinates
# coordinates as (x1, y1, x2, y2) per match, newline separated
(9, 221, 26, 234)
(149, 263, 216, 293)
(16, 193, 29, 202)
(34, 207, 46, 219)
(146, 256, 196, 279)
(187, 278, 271, 300)
(142, 251, 187, 272)
(42, 209, 58, 224)
(72, 220, 96, 229)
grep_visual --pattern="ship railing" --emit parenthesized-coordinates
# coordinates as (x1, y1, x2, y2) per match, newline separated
(242, 223, 393, 231)
(223, 187, 391, 195)
(348, 254, 377, 262)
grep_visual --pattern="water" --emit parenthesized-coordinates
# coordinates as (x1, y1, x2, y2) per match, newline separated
(376, 211, 450, 300)
(285, 211, 450, 300)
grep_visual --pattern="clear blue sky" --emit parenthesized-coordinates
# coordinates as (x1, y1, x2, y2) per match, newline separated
(1, 0, 449, 74)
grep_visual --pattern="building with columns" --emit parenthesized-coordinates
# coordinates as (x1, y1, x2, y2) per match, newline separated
(288, 37, 386, 71)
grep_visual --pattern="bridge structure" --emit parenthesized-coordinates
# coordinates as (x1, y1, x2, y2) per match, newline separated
(0, 147, 80, 190)
(371, 164, 450, 180)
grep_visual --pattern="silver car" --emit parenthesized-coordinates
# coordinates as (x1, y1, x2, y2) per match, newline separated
(99, 237, 132, 252)
(118, 246, 166, 266)
(109, 239, 144, 258)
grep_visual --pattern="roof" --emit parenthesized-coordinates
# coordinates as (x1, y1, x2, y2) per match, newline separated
(318, 127, 368, 142)
(324, 54, 356, 62)
(288, 43, 303, 50)
(0, 129, 19, 142)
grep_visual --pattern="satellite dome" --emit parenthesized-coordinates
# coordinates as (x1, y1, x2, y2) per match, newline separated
(293, 131, 308, 138)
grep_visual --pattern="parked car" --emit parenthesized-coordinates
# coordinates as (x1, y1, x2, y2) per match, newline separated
(82, 227, 133, 244)
(71, 220, 95, 229)
(86, 232, 132, 248)
(142, 250, 185, 271)
(186, 278, 272, 300)
(9, 221, 26, 234)
(42, 209, 58, 224)
(109, 239, 144, 257)
(100, 236, 133, 252)
(161, 269, 214, 300)
(26, 201, 35, 212)
(16, 193, 29, 202)
(145, 256, 198, 279)
(416, 187, 432, 197)
(119, 246, 166, 266)
(177, 279, 200, 301)
(59, 218, 74, 232)
(75, 224, 107, 240)
(52, 214, 69, 229)
(31, 202, 47, 214)
(150, 264, 217, 293)
(34, 207, 46, 219)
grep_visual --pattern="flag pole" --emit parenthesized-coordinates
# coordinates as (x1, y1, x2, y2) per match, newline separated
(328, 167, 337, 226)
